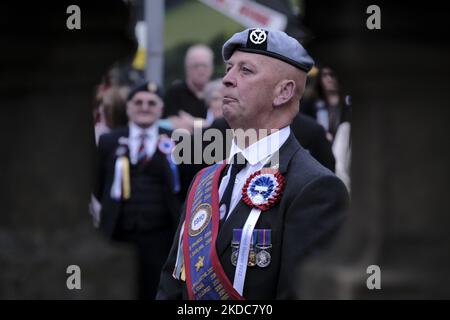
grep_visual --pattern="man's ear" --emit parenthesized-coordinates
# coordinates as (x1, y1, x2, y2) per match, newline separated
(273, 80, 296, 107)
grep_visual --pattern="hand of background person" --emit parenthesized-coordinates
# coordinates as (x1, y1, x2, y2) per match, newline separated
(168, 110, 205, 133)
(88, 194, 101, 228)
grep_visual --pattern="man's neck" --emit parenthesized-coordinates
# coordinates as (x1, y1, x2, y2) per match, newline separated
(232, 127, 282, 149)
(325, 91, 340, 107)
(131, 122, 155, 130)
(186, 79, 205, 98)
(324, 90, 340, 98)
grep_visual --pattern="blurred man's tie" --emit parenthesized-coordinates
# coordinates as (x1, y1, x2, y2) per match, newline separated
(137, 133, 148, 164)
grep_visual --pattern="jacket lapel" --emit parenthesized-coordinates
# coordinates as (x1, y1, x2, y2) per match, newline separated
(110, 127, 130, 162)
(269, 132, 300, 175)
(157, 127, 178, 194)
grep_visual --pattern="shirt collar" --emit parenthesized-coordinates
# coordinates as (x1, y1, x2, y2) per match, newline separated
(228, 126, 291, 166)
(129, 122, 158, 139)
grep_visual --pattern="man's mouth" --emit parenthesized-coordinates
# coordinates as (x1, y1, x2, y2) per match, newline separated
(223, 96, 237, 104)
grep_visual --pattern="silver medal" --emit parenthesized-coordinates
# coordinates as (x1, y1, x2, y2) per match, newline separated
(256, 250, 271, 268)
(231, 250, 238, 266)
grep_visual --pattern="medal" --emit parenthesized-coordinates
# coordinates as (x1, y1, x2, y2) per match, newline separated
(255, 229, 272, 268)
(256, 250, 271, 268)
(231, 229, 259, 267)
(231, 250, 238, 266)
(248, 230, 257, 266)
(248, 250, 257, 267)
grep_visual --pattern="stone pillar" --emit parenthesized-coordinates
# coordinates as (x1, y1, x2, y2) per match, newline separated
(297, 1, 450, 299)
(1, 1, 138, 299)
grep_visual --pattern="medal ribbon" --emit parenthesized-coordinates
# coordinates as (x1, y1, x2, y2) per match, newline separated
(110, 156, 130, 200)
(233, 207, 262, 295)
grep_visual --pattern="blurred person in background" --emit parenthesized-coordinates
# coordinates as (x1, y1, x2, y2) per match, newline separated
(300, 66, 351, 142)
(204, 78, 224, 125)
(163, 44, 214, 120)
(332, 120, 351, 192)
(93, 82, 187, 299)
(160, 78, 224, 133)
(93, 76, 111, 143)
(93, 84, 129, 144)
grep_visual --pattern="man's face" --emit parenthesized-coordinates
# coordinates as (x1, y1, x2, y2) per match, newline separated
(221, 51, 278, 129)
(126, 91, 163, 128)
(185, 50, 213, 88)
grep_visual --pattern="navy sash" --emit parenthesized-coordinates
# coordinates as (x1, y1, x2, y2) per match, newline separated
(183, 163, 244, 300)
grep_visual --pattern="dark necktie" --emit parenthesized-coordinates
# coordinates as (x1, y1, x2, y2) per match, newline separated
(219, 153, 247, 224)
(137, 133, 148, 164)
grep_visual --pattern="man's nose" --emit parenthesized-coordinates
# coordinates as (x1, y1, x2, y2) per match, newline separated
(222, 69, 236, 87)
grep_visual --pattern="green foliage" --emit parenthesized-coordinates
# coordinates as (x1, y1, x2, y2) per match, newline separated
(163, 0, 242, 88)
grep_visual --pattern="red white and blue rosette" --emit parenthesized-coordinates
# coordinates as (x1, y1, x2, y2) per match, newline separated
(158, 135, 175, 155)
(241, 168, 285, 211)
(232, 167, 284, 296)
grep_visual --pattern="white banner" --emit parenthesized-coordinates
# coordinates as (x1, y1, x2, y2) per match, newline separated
(199, 0, 287, 31)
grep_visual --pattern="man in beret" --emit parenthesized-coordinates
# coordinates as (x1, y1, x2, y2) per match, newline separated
(157, 28, 348, 300)
(94, 82, 185, 299)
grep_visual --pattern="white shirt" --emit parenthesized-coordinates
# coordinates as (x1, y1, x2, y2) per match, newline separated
(218, 126, 291, 220)
(128, 122, 159, 165)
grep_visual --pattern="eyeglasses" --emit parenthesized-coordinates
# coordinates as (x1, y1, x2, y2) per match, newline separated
(188, 63, 211, 70)
(132, 99, 159, 107)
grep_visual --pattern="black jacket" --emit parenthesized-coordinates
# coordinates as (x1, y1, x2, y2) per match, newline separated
(95, 126, 187, 239)
(156, 133, 348, 299)
(203, 114, 335, 171)
(290, 113, 335, 171)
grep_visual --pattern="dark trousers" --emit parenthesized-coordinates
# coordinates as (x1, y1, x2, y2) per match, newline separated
(114, 225, 174, 300)
(134, 229, 173, 300)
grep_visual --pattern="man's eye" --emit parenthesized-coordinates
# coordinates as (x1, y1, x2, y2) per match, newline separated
(242, 67, 252, 73)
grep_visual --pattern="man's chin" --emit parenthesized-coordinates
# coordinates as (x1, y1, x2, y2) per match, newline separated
(222, 103, 237, 115)
(134, 120, 155, 128)
(222, 111, 240, 129)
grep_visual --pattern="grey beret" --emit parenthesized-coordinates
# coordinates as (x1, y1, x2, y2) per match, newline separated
(222, 28, 314, 72)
